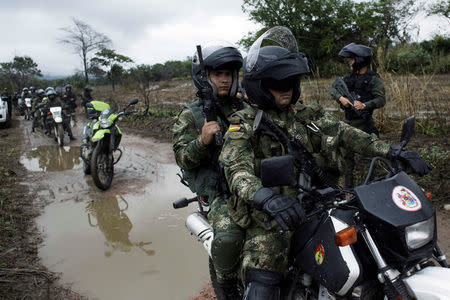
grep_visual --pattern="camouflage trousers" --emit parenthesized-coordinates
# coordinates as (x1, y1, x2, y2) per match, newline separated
(208, 196, 245, 283)
(241, 222, 293, 279)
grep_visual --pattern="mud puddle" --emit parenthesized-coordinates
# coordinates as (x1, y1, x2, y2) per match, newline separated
(21, 129, 209, 299)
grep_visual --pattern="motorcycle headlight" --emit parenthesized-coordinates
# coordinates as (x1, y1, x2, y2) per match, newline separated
(405, 216, 435, 250)
(100, 117, 111, 128)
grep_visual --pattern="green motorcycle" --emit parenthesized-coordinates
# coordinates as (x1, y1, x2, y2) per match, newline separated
(82, 98, 138, 190)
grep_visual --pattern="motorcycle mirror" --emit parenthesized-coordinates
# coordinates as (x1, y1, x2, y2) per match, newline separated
(400, 116, 415, 148)
(129, 98, 138, 106)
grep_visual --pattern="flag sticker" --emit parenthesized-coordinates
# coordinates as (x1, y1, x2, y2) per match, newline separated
(228, 125, 241, 132)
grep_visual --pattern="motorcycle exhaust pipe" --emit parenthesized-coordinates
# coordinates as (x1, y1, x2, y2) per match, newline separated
(185, 212, 213, 256)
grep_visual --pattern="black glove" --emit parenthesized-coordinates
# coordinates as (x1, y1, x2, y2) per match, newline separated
(253, 187, 306, 231)
(388, 145, 432, 176)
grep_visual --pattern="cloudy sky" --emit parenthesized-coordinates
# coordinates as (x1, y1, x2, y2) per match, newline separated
(0, 0, 446, 77)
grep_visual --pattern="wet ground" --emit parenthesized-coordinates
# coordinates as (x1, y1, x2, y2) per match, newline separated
(18, 118, 209, 299)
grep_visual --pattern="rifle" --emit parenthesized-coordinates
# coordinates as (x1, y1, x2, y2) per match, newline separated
(196, 45, 227, 147)
(332, 77, 370, 120)
(254, 110, 338, 190)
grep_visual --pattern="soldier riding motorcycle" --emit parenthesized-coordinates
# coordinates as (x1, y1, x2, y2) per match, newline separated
(173, 26, 449, 300)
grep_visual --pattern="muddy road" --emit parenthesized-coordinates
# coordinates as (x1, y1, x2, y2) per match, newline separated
(18, 118, 209, 299)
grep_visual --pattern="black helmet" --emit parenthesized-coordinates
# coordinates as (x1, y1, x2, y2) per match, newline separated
(191, 41, 243, 98)
(338, 43, 373, 71)
(84, 85, 93, 91)
(242, 27, 309, 110)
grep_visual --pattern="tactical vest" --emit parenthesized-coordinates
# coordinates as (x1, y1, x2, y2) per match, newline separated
(343, 70, 377, 120)
(181, 100, 221, 202)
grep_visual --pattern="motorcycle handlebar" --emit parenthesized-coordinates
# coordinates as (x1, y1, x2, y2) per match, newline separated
(172, 196, 198, 209)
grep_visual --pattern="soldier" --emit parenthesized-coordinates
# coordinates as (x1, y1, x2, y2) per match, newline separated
(31, 89, 46, 133)
(330, 43, 385, 136)
(330, 43, 386, 187)
(62, 84, 77, 123)
(172, 42, 245, 299)
(81, 85, 94, 115)
(219, 27, 431, 299)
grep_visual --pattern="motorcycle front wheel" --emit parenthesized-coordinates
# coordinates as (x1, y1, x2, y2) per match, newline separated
(56, 123, 64, 147)
(91, 141, 114, 190)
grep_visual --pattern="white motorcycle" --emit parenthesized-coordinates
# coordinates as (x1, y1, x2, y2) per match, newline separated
(173, 117, 450, 300)
(24, 98, 32, 120)
(49, 106, 65, 146)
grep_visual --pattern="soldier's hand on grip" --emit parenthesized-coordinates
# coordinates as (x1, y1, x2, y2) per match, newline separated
(388, 145, 433, 176)
(253, 187, 306, 231)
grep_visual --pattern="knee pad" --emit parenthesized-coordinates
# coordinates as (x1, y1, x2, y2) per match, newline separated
(243, 268, 282, 300)
(211, 230, 244, 274)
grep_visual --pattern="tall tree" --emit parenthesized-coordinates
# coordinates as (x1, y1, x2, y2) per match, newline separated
(0, 56, 42, 90)
(91, 48, 133, 90)
(59, 18, 112, 83)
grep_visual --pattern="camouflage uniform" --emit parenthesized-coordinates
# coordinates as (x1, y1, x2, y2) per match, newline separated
(172, 97, 245, 283)
(219, 102, 391, 276)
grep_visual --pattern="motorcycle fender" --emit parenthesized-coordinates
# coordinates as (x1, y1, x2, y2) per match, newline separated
(92, 129, 110, 142)
(403, 266, 450, 299)
(54, 117, 62, 123)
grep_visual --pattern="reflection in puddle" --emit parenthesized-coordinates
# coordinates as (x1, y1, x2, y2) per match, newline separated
(20, 146, 81, 172)
(86, 195, 155, 257)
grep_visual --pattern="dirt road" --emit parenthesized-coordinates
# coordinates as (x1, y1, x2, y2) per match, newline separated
(16, 117, 210, 299)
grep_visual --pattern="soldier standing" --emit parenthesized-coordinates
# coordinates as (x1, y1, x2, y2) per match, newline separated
(219, 27, 430, 299)
(330, 43, 387, 187)
(172, 42, 245, 299)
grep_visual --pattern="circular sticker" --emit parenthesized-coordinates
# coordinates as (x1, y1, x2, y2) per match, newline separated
(392, 186, 422, 211)
(315, 245, 325, 265)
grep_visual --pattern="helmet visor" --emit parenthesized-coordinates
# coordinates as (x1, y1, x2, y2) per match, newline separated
(246, 26, 298, 73)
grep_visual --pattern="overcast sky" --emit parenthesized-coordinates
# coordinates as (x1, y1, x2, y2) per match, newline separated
(0, 0, 446, 77)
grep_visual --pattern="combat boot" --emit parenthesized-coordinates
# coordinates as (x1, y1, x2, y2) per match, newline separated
(215, 279, 241, 300)
(243, 268, 282, 300)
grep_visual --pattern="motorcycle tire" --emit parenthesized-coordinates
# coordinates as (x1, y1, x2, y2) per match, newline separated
(83, 159, 91, 175)
(57, 123, 64, 147)
(91, 141, 114, 190)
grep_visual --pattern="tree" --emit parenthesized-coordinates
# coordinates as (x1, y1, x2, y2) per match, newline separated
(91, 48, 133, 91)
(427, 0, 450, 19)
(240, 0, 420, 75)
(59, 18, 112, 83)
(0, 56, 42, 90)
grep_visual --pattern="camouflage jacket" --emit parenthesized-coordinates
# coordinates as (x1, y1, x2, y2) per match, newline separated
(171, 97, 244, 200)
(219, 103, 391, 229)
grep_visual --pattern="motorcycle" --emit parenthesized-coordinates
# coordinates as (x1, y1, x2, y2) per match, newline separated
(24, 97, 32, 120)
(80, 98, 138, 190)
(173, 117, 450, 300)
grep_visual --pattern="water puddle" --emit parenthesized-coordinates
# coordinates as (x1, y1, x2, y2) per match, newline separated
(32, 136, 209, 299)
(20, 145, 81, 172)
